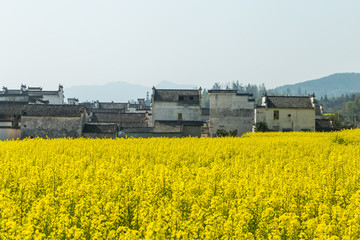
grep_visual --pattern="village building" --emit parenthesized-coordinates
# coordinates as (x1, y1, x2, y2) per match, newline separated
(67, 98, 79, 105)
(201, 108, 210, 137)
(128, 98, 151, 113)
(254, 94, 316, 132)
(315, 118, 333, 132)
(0, 85, 64, 104)
(89, 111, 150, 128)
(20, 105, 87, 139)
(208, 90, 255, 136)
(314, 104, 333, 131)
(0, 102, 25, 140)
(81, 99, 151, 137)
(83, 123, 119, 138)
(151, 87, 203, 137)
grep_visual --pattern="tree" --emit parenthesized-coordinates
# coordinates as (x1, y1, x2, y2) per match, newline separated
(254, 122, 269, 132)
(328, 112, 343, 129)
(201, 89, 210, 108)
(216, 129, 229, 137)
(212, 83, 221, 90)
(297, 88, 302, 96)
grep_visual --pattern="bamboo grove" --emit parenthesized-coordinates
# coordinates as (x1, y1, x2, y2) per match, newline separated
(1, 130, 360, 239)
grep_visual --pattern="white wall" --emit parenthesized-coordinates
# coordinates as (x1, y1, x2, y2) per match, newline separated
(43, 94, 64, 104)
(255, 108, 315, 131)
(0, 122, 20, 140)
(152, 102, 202, 125)
(209, 93, 254, 136)
(0, 95, 28, 102)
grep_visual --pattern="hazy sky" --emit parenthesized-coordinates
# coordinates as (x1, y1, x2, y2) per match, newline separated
(1, 0, 359, 90)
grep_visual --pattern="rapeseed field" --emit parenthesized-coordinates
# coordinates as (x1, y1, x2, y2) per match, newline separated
(1, 130, 360, 239)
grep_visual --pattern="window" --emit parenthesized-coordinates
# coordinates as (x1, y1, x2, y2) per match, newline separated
(288, 114, 291, 117)
(274, 110, 279, 120)
(189, 96, 194, 100)
(178, 113, 182, 120)
(179, 96, 184, 101)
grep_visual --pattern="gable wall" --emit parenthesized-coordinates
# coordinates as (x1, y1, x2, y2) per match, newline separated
(21, 116, 83, 139)
(209, 93, 254, 136)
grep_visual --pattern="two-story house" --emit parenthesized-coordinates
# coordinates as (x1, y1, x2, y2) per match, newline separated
(151, 87, 203, 137)
(254, 94, 316, 132)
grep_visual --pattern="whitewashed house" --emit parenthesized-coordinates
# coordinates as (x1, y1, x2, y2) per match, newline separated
(0, 102, 24, 140)
(0, 84, 64, 104)
(208, 90, 255, 136)
(254, 94, 316, 132)
(20, 105, 87, 139)
(151, 87, 203, 137)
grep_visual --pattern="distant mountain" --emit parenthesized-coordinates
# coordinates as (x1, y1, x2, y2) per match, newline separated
(65, 80, 198, 102)
(274, 73, 360, 98)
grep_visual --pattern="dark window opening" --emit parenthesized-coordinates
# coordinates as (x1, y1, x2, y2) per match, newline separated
(288, 114, 291, 117)
(178, 113, 182, 120)
(179, 96, 184, 101)
(189, 96, 194, 100)
(274, 110, 279, 120)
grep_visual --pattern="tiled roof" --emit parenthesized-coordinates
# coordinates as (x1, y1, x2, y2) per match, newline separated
(153, 89, 200, 102)
(22, 105, 86, 117)
(265, 96, 313, 109)
(91, 112, 149, 127)
(208, 90, 237, 94)
(0, 102, 27, 116)
(83, 123, 118, 133)
(155, 120, 203, 126)
(29, 91, 59, 95)
(98, 102, 128, 110)
(0, 90, 59, 96)
(208, 90, 253, 97)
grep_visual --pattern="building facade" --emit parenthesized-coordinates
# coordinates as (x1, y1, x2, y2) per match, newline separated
(254, 94, 316, 132)
(0, 85, 64, 104)
(20, 105, 87, 139)
(83, 123, 119, 138)
(208, 90, 255, 136)
(151, 87, 203, 137)
(0, 102, 24, 140)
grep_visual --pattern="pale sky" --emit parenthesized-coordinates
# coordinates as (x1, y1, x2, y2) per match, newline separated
(0, 0, 359, 90)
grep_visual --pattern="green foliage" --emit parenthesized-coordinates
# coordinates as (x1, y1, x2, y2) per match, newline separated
(201, 89, 209, 108)
(254, 122, 269, 132)
(216, 129, 229, 137)
(229, 129, 238, 137)
(328, 112, 344, 129)
(319, 93, 360, 126)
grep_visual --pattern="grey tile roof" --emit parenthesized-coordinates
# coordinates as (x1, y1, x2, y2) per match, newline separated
(208, 90, 253, 97)
(4, 90, 23, 94)
(155, 120, 203, 126)
(208, 90, 237, 94)
(98, 102, 128, 110)
(83, 123, 119, 133)
(154, 89, 200, 102)
(265, 96, 314, 109)
(29, 91, 59, 95)
(22, 105, 86, 117)
(0, 102, 27, 116)
(91, 112, 148, 127)
(0, 89, 59, 96)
